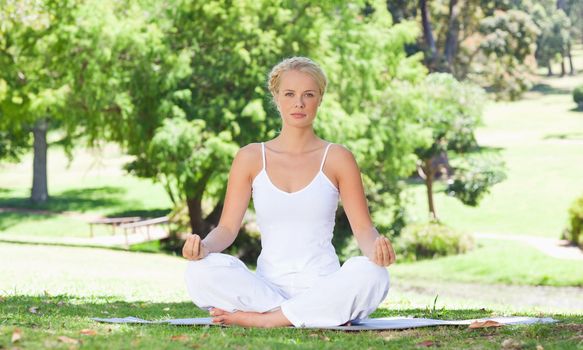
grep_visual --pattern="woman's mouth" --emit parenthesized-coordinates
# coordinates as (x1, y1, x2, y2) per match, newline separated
(291, 113, 306, 119)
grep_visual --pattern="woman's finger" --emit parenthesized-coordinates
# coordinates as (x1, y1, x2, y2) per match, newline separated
(386, 238, 396, 264)
(191, 234, 200, 259)
(375, 237, 383, 265)
(380, 237, 390, 266)
(182, 235, 194, 259)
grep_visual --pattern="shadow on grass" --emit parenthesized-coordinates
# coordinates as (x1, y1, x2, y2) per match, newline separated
(0, 211, 56, 231)
(3, 294, 581, 324)
(543, 132, 583, 140)
(108, 208, 172, 218)
(0, 294, 497, 322)
(529, 83, 572, 96)
(0, 186, 127, 213)
(2, 295, 581, 350)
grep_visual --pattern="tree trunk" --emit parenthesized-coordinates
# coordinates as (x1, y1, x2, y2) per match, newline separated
(561, 57, 566, 77)
(31, 118, 49, 204)
(205, 200, 224, 228)
(419, 0, 437, 70)
(444, 0, 460, 73)
(547, 61, 553, 76)
(422, 158, 438, 221)
(567, 42, 575, 75)
(186, 196, 212, 237)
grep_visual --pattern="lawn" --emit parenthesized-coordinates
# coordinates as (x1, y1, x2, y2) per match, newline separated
(405, 72, 583, 238)
(1, 242, 582, 350)
(0, 144, 173, 239)
(390, 239, 583, 287)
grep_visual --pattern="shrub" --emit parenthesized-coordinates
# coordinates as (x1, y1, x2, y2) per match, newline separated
(574, 85, 583, 111)
(396, 222, 474, 261)
(446, 155, 506, 206)
(565, 195, 583, 248)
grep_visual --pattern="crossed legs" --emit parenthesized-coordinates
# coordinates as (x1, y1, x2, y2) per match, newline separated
(184, 254, 389, 328)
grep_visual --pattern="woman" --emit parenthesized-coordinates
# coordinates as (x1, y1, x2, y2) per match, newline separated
(182, 56, 396, 328)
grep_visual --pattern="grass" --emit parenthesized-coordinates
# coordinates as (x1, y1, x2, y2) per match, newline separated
(0, 144, 172, 239)
(390, 239, 583, 287)
(2, 295, 582, 350)
(1, 242, 582, 350)
(405, 70, 583, 238)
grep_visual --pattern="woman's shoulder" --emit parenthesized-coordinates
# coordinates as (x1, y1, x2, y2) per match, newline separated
(327, 142, 356, 163)
(234, 143, 263, 163)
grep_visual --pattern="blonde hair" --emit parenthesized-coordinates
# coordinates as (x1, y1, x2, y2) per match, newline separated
(267, 57, 327, 100)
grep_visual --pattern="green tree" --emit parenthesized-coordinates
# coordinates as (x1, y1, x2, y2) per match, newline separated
(478, 9, 540, 100)
(110, 0, 427, 237)
(0, 0, 80, 203)
(532, 3, 572, 76)
(383, 73, 497, 220)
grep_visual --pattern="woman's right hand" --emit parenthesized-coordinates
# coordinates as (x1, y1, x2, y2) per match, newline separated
(182, 234, 209, 261)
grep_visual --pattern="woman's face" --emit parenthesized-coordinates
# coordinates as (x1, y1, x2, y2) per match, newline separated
(274, 70, 322, 128)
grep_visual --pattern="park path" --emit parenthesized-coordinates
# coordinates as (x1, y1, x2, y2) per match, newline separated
(391, 277, 583, 314)
(1, 207, 582, 258)
(474, 232, 583, 260)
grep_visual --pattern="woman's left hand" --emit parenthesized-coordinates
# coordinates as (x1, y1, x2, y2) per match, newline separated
(371, 236, 396, 267)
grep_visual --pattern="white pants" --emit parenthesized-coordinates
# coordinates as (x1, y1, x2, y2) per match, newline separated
(184, 253, 390, 327)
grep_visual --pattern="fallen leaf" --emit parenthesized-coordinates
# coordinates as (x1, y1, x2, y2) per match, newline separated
(536, 345, 544, 350)
(28, 306, 39, 314)
(416, 340, 435, 347)
(58, 336, 80, 344)
(57, 301, 65, 307)
(469, 320, 502, 329)
(80, 329, 97, 336)
(163, 307, 170, 311)
(501, 338, 524, 350)
(170, 334, 189, 341)
(12, 328, 22, 343)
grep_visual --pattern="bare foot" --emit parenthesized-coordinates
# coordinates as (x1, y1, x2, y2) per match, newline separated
(209, 307, 292, 328)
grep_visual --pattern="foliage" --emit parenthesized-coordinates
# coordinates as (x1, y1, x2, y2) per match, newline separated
(478, 9, 540, 100)
(395, 221, 474, 261)
(391, 73, 494, 220)
(0, 0, 78, 159)
(446, 154, 506, 206)
(532, 4, 571, 72)
(573, 85, 583, 110)
(564, 194, 583, 248)
(144, 117, 238, 206)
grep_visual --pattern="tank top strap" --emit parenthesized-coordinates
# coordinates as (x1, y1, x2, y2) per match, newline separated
(261, 142, 266, 170)
(319, 143, 333, 171)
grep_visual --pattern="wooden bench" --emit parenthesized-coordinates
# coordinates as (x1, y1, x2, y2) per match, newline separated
(88, 217, 142, 237)
(118, 216, 170, 247)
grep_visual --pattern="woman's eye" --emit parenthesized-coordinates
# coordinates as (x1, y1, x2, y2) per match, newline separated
(306, 93, 314, 97)
(285, 92, 294, 97)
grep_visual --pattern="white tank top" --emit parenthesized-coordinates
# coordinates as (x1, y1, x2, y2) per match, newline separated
(252, 142, 341, 295)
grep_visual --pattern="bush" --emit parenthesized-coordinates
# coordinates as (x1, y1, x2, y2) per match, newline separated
(564, 195, 583, 248)
(396, 222, 474, 261)
(573, 85, 583, 111)
(446, 155, 506, 206)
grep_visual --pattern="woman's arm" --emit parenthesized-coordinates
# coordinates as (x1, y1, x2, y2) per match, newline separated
(182, 144, 258, 260)
(332, 145, 396, 267)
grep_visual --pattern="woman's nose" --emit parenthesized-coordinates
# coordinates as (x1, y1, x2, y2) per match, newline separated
(295, 97, 305, 108)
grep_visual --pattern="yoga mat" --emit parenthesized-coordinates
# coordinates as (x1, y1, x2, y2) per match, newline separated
(91, 316, 557, 331)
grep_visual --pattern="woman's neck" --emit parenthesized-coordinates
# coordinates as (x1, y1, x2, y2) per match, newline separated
(269, 128, 324, 154)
